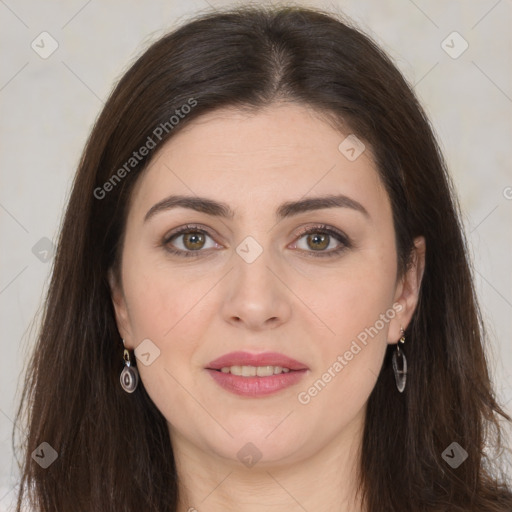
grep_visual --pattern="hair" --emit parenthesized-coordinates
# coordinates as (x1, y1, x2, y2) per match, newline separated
(12, 4, 512, 512)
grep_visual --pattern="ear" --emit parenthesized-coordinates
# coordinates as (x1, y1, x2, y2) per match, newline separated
(107, 268, 133, 348)
(389, 236, 426, 343)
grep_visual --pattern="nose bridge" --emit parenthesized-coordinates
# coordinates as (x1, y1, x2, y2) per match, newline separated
(222, 231, 291, 328)
(233, 232, 276, 296)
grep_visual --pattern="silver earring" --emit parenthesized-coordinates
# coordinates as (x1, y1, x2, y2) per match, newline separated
(120, 341, 139, 393)
(392, 327, 407, 393)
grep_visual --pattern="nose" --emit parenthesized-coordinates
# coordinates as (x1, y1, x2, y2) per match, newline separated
(220, 246, 292, 331)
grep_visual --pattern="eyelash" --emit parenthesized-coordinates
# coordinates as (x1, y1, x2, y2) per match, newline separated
(162, 223, 351, 258)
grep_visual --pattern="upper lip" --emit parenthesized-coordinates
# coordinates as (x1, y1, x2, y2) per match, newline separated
(206, 351, 309, 371)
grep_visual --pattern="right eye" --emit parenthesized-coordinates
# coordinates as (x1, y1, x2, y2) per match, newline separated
(162, 225, 220, 257)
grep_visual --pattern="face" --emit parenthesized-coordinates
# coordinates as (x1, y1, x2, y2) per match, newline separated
(110, 102, 425, 467)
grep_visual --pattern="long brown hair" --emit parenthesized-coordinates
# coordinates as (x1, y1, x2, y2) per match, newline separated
(13, 5, 512, 511)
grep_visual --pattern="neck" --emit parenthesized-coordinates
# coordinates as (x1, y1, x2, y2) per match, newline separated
(171, 408, 366, 512)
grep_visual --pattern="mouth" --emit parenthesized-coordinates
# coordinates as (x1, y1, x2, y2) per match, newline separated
(210, 365, 295, 376)
(205, 351, 309, 397)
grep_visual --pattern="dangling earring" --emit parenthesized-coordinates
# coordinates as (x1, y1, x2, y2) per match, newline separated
(120, 340, 139, 393)
(392, 327, 407, 393)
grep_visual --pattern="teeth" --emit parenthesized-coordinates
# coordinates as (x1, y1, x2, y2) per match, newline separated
(219, 365, 292, 376)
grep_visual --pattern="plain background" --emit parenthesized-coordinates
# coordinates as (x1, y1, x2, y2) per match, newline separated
(1, 0, 511, 508)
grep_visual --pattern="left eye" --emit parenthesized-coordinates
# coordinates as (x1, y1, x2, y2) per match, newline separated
(292, 226, 350, 257)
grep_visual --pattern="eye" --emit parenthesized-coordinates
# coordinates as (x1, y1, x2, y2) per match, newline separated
(163, 224, 218, 257)
(292, 224, 351, 257)
(161, 223, 351, 258)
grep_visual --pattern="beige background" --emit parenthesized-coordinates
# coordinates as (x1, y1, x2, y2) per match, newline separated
(1, 0, 511, 508)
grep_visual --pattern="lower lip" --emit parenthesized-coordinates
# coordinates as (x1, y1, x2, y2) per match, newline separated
(205, 368, 307, 397)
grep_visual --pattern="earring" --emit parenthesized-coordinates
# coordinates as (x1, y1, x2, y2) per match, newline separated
(392, 327, 407, 393)
(120, 340, 139, 393)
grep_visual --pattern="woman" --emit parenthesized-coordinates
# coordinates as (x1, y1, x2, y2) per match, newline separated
(13, 5, 512, 512)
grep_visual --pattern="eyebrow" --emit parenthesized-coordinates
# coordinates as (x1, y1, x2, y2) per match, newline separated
(144, 193, 370, 223)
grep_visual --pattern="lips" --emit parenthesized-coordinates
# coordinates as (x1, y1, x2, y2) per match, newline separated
(206, 351, 309, 371)
(205, 351, 309, 397)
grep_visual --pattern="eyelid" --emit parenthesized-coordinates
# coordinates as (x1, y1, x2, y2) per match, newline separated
(162, 223, 215, 243)
(293, 223, 348, 241)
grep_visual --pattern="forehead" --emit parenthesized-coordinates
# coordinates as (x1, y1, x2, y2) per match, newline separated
(128, 103, 388, 222)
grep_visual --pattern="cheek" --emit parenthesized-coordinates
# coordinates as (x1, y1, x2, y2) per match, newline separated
(121, 269, 206, 435)
(121, 243, 208, 339)
(296, 291, 390, 431)
(299, 243, 397, 343)
(120, 250, 213, 406)
(294, 248, 396, 416)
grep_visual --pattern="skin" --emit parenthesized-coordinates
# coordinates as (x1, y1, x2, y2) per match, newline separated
(110, 102, 426, 512)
